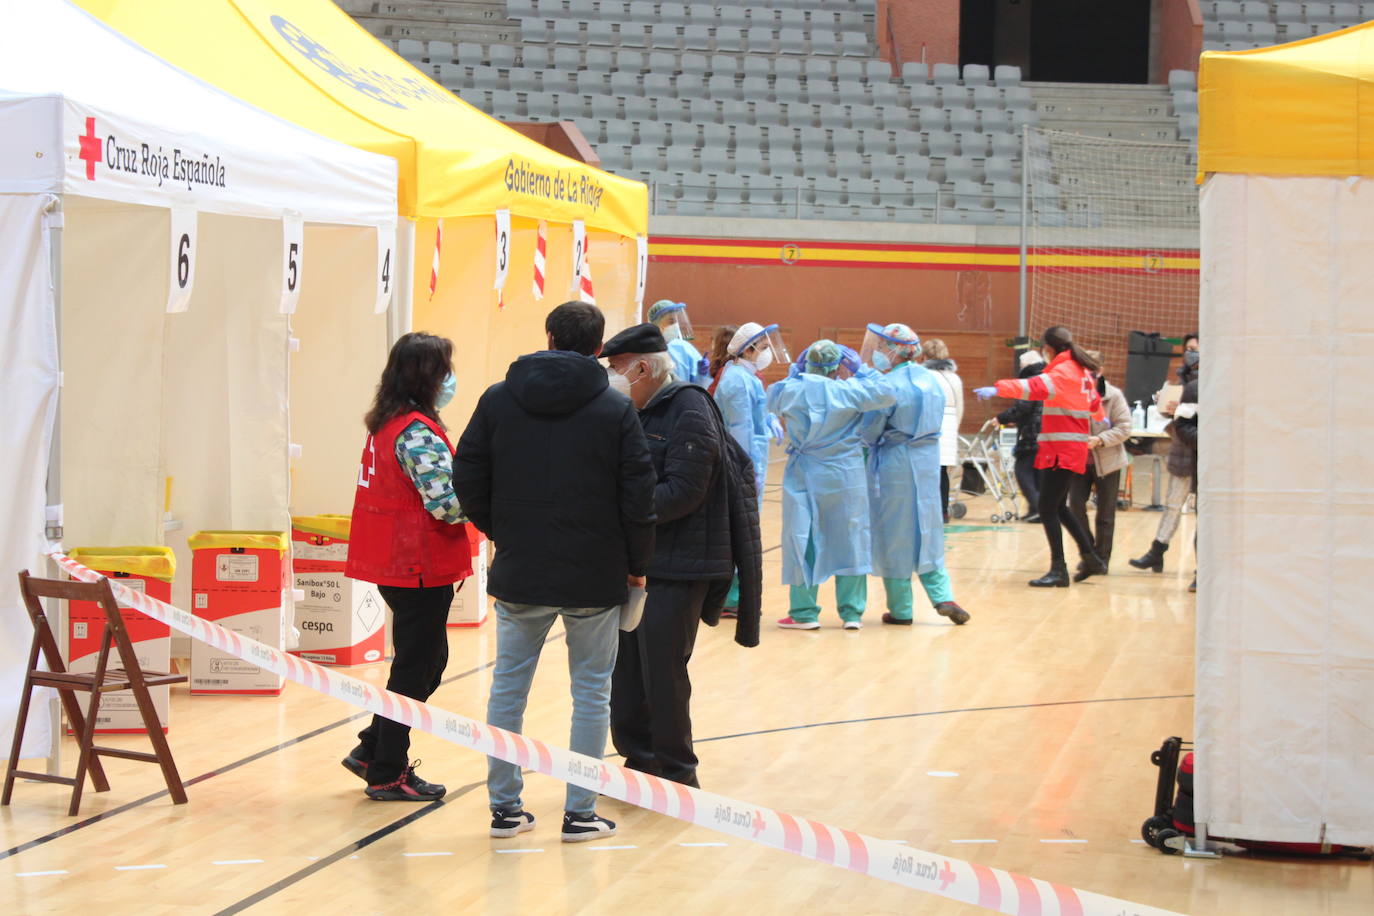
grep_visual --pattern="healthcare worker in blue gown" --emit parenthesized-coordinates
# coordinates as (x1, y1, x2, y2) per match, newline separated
(767, 339, 895, 631)
(648, 299, 710, 386)
(713, 321, 788, 612)
(859, 324, 972, 627)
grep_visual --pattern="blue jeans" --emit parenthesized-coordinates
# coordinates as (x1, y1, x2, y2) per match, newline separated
(487, 600, 619, 817)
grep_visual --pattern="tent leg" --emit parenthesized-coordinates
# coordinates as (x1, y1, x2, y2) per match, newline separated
(44, 197, 65, 777)
(389, 219, 415, 346)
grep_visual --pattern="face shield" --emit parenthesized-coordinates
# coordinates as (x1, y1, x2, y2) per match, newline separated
(734, 323, 790, 372)
(648, 300, 693, 342)
(860, 323, 919, 372)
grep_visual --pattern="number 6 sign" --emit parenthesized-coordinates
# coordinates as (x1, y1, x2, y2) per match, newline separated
(167, 207, 198, 313)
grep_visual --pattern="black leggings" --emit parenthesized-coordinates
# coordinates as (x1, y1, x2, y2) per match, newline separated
(1038, 466, 1096, 567)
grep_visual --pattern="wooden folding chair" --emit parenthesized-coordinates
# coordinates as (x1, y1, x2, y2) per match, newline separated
(3, 570, 188, 816)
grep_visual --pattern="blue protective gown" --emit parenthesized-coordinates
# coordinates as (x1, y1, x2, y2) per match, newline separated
(767, 367, 896, 587)
(667, 337, 708, 386)
(714, 361, 769, 502)
(861, 361, 947, 578)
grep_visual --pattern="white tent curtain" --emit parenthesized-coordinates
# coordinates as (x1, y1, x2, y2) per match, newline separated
(0, 194, 61, 758)
(1197, 173, 1374, 845)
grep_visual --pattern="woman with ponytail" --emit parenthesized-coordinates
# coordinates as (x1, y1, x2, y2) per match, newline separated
(974, 326, 1108, 587)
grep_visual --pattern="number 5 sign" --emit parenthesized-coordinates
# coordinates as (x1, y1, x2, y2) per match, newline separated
(279, 214, 305, 314)
(166, 207, 198, 313)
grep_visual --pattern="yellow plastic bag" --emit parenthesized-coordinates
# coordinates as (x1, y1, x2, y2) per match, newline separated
(290, 514, 351, 541)
(67, 546, 176, 582)
(187, 531, 288, 554)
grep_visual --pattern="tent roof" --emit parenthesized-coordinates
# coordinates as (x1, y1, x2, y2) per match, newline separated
(1200, 20, 1374, 178)
(0, 0, 396, 226)
(75, 0, 649, 238)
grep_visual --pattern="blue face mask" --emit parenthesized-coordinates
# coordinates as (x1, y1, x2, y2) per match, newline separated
(872, 350, 892, 372)
(435, 372, 456, 409)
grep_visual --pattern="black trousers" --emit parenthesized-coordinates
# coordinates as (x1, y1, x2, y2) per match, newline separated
(939, 466, 951, 521)
(355, 582, 455, 785)
(1067, 468, 1121, 563)
(1014, 453, 1041, 515)
(1038, 466, 1097, 568)
(610, 577, 709, 787)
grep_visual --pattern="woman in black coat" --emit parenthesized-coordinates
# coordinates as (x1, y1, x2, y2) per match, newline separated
(997, 353, 1047, 522)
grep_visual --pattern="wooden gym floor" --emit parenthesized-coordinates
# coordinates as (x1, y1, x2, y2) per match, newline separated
(2, 459, 1370, 915)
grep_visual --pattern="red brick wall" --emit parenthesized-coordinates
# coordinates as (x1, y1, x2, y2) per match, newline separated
(1155, 0, 1204, 81)
(877, 0, 962, 72)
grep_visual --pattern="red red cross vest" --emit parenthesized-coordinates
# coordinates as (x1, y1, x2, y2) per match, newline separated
(344, 411, 474, 588)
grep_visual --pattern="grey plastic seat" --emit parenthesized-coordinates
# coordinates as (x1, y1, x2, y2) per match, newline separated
(676, 73, 705, 97)
(709, 74, 741, 100)
(472, 65, 502, 90)
(918, 106, 947, 131)
(835, 59, 864, 82)
(869, 156, 904, 180)
(800, 148, 832, 177)
(583, 48, 613, 71)
(660, 2, 689, 24)
(805, 58, 832, 81)
(787, 101, 818, 127)
(681, 52, 709, 75)
(509, 68, 542, 93)
(932, 63, 961, 86)
(436, 61, 468, 89)
(948, 108, 979, 132)
(779, 8, 806, 28)
(963, 64, 991, 87)
(666, 144, 698, 172)
(627, 0, 655, 21)
(616, 50, 646, 71)
(699, 146, 731, 172)
(718, 6, 749, 29)
(610, 70, 639, 96)
(397, 39, 425, 60)
(1004, 87, 1034, 111)
(735, 146, 767, 175)
(620, 24, 651, 47)
(990, 133, 1021, 157)
(630, 146, 662, 173)
(644, 72, 673, 97)
(952, 179, 983, 209)
(984, 156, 1014, 183)
(848, 105, 881, 130)
(865, 60, 893, 83)
(990, 181, 1021, 211)
(870, 82, 901, 106)
(645, 23, 675, 48)
(427, 40, 455, 63)
(973, 86, 1003, 110)
(901, 62, 927, 83)
(741, 76, 771, 102)
(520, 19, 549, 44)
(690, 97, 720, 123)
(684, 25, 714, 50)
(747, 27, 777, 53)
(508, 0, 536, 15)
(1239, 0, 1271, 18)
(721, 99, 751, 123)
(735, 124, 766, 148)
(552, 20, 581, 44)
(774, 78, 805, 103)
(551, 47, 581, 70)
(776, 28, 805, 55)
(1215, 1, 1245, 20)
(775, 58, 803, 81)
(958, 132, 991, 157)
(523, 45, 553, 70)
(1173, 90, 1199, 113)
(943, 85, 973, 108)
(814, 31, 842, 56)
(752, 100, 782, 125)
(1250, 22, 1279, 43)
(715, 27, 747, 51)
(624, 95, 655, 120)
(927, 131, 957, 158)
(524, 92, 557, 119)
(700, 122, 729, 147)
(647, 51, 677, 73)
(575, 70, 605, 95)
(541, 69, 575, 94)
(994, 65, 1022, 87)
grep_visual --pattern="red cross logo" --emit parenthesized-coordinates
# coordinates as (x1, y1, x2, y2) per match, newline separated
(938, 861, 956, 891)
(78, 117, 101, 180)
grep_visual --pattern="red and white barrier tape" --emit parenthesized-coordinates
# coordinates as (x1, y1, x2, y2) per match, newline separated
(52, 552, 1185, 916)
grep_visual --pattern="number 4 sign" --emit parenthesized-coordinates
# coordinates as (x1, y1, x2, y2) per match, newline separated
(166, 207, 198, 313)
(374, 222, 396, 315)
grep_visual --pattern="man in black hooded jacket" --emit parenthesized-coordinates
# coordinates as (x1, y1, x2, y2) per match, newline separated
(600, 322, 760, 789)
(454, 301, 656, 844)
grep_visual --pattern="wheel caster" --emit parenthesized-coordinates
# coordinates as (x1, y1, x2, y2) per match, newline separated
(950, 503, 967, 519)
(1141, 815, 1171, 848)
(1157, 828, 1184, 854)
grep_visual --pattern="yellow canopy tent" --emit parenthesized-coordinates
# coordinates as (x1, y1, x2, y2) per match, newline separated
(1193, 22, 1374, 849)
(1198, 19, 1374, 178)
(77, 0, 648, 514)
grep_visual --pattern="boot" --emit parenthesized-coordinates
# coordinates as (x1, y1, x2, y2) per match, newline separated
(1128, 540, 1168, 573)
(1073, 551, 1109, 583)
(1029, 564, 1070, 588)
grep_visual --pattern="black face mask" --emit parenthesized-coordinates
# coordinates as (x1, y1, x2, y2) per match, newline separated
(1183, 349, 1200, 369)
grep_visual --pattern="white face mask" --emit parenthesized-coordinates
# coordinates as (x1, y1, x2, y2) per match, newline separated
(752, 348, 774, 372)
(662, 322, 682, 342)
(607, 366, 632, 395)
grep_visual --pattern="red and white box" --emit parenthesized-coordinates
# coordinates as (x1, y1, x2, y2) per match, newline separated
(290, 515, 385, 666)
(188, 531, 288, 696)
(448, 527, 489, 628)
(65, 547, 175, 734)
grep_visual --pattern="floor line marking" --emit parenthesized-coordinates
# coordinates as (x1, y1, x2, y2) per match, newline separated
(213, 859, 265, 866)
(114, 863, 167, 871)
(494, 848, 546, 854)
(926, 771, 959, 778)
(1040, 839, 1089, 844)
(679, 842, 728, 847)
(16, 869, 68, 877)
(401, 851, 453, 857)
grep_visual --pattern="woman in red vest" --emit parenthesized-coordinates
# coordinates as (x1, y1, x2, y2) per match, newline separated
(975, 326, 1108, 588)
(341, 332, 473, 800)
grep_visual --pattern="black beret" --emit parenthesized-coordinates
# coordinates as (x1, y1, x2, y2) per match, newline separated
(600, 322, 668, 357)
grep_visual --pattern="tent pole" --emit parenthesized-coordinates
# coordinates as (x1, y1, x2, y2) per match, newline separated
(389, 219, 416, 346)
(43, 197, 65, 777)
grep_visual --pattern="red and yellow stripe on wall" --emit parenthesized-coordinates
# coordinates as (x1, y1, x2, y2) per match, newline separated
(649, 236, 1200, 274)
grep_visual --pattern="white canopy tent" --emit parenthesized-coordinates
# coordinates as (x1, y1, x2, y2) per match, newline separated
(0, 0, 397, 759)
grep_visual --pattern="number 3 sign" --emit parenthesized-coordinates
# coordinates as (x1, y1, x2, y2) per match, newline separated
(166, 207, 198, 313)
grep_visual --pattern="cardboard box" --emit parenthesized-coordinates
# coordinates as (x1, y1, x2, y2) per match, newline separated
(290, 515, 385, 666)
(189, 531, 288, 696)
(448, 529, 489, 628)
(65, 547, 175, 734)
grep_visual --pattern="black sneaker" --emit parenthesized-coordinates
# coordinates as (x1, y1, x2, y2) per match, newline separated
(490, 808, 536, 838)
(341, 745, 370, 782)
(561, 811, 617, 843)
(365, 761, 446, 801)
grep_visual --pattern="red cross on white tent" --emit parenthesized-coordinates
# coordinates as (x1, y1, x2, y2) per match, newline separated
(78, 116, 101, 180)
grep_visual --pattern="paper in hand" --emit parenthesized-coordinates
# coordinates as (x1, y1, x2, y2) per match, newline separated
(620, 585, 647, 632)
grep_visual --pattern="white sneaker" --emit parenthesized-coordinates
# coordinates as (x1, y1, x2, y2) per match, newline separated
(777, 616, 821, 630)
(842, 620, 862, 630)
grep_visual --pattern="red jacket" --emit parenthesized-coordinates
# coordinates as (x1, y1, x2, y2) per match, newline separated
(345, 411, 474, 588)
(995, 351, 1103, 474)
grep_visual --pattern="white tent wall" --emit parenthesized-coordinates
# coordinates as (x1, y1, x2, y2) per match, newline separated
(288, 224, 389, 518)
(0, 194, 61, 760)
(1197, 173, 1374, 846)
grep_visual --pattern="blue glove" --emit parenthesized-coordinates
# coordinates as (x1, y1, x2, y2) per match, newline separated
(696, 356, 710, 380)
(839, 345, 861, 375)
(973, 386, 998, 401)
(793, 346, 810, 373)
(767, 413, 785, 445)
